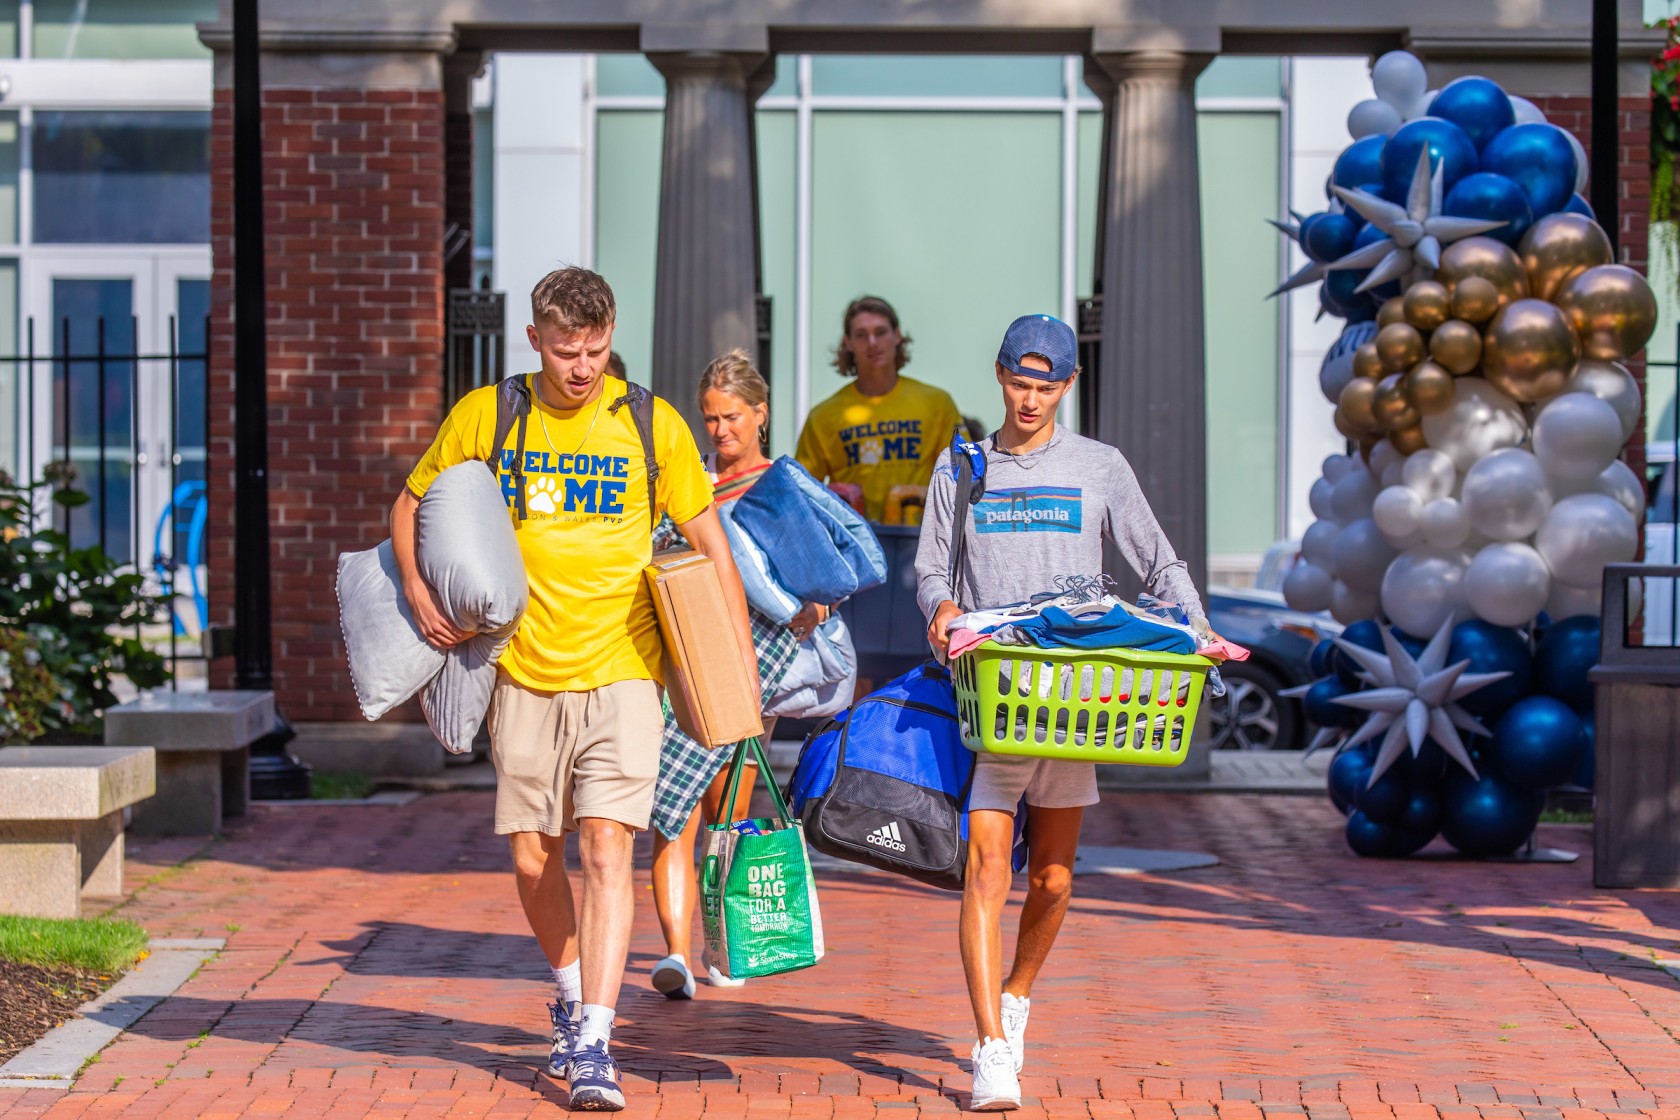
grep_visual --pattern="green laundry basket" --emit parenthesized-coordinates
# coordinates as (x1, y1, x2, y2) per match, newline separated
(950, 644, 1213, 764)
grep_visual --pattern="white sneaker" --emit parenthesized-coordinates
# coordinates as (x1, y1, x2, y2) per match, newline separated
(969, 1038, 1020, 1111)
(701, 951, 746, 988)
(1000, 993, 1030, 1074)
(651, 954, 696, 999)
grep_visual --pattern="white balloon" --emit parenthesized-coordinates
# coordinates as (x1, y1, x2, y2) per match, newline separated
(1323, 454, 1356, 484)
(1348, 97, 1403, 139)
(1331, 468, 1383, 525)
(1403, 90, 1438, 121)
(1282, 562, 1335, 613)
(1534, 493, 1639, 588)
(1421, 497, 1473, 549)
(1593, 459, 1644, 519)
(1331, 517, 1401, 594)
(1372, 485, 1424, 544)
(1465, 542, 1552, 627)
(1381, 460, 1406, 488)
(1546, 579, 1602, 620)
(1509, 95, 1547, 125)
(1533, 392, 1625, 483)
(1300, 519, 1341, 571)
(1421, 379, 1530, 474)
(1381, 546, 1471, 639)
(1309, 477, 1337, 522)
(1561, 128, 1588, 194)
(1372, 51, 1428, 110)
(1461, 448, 1554, 542)
(1402, 449, 1458, 502)
(1331, 579, 1381, 626)
(1559, 359, 1641, 442)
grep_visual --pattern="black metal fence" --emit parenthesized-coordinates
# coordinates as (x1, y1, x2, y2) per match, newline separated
(8, 315, 211, 682)
(445, 287, 505, 407)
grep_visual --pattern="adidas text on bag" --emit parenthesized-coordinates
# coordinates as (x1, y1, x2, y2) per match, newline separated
(864, 821, 908, 852)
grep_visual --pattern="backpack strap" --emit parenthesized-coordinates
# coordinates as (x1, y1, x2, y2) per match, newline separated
(608, 381, 661, 530)
(947, 442, 986, 602)
(489, 375, 533, 523)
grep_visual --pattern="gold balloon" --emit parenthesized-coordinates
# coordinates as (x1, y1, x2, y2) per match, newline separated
(1353, 341, 1385, 381)
(1519, 212, 1614, 303)
(1357, 435, 1381, 464)
(1429, 319, 1483, 374)
(1334, 408, 1361, 440)
(1339, 376, 1379, 432)
(1553, 264, 1660, 361)
(1389, 424, 1429, 455)
(1372, 372, 1420, 431)
(1450, 276, 1502, 325)
(1376, 322, 1426, 373)
(1377, 297, 1408, 329)
(1404, 360, 1456, 416)
(1403, 281, 1452, 332)
(1481, 298, 1581, 403)
(1436, 237, 1529, 309)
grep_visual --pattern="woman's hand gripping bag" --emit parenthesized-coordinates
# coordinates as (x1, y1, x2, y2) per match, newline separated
(415, 462, 529, 753)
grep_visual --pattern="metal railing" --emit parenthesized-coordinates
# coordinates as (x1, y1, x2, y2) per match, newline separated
(8, 315, 211, 683)
(445, 287, 506, 407)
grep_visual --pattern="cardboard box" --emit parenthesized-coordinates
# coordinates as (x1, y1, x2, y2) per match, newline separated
(644, 548, 764, 749)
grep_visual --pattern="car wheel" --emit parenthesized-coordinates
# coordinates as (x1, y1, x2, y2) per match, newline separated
(1207, 662, 1299, 751)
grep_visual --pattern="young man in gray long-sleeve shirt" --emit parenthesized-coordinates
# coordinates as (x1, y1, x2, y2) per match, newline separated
(913, 314, 1208, 1111)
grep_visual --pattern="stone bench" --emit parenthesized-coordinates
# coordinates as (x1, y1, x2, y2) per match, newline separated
(0, 747, 156, 918)
(104, 691, 274, 835)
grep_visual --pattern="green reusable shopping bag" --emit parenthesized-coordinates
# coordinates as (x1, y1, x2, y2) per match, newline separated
(701, 737, 825, 980)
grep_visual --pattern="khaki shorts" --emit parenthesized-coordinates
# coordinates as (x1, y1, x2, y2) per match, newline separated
(488, 672, 663, 835)
(967, 754, 1099, 814)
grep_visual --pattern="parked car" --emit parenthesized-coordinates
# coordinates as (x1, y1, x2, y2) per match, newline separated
(1203, 585, 1338, 752)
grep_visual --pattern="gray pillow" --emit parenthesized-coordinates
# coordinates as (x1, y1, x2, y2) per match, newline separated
(336, 539, 445, 720)
(338, 462, 529, 746)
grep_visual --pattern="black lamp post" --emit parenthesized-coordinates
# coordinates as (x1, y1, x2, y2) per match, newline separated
(232, 0, 310, 798)
(1590, 0, 1618, 257)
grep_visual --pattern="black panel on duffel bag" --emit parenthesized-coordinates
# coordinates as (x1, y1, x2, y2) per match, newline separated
(805, 763, 966, 891)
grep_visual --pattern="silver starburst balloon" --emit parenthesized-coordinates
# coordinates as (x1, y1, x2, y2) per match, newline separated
(1323, 148, 1508, 294)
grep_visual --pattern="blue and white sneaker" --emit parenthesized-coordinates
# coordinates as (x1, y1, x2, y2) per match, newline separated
(566, 1041, 626, 1111)
(545, 1000, 580, 1079)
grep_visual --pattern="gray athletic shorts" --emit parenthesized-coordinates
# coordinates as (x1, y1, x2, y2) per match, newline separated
(967, 754, 1100, 814)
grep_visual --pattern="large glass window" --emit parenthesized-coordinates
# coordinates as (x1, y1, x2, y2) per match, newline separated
(0, 112, 19, 245)
(32, 0, 213, 60)
(51, 277, 135, 559)
(593, 110, 663, 384)
(0, 0, 17, 58)
(33, 112, 210, 244)
(811, 55, 1063, 99)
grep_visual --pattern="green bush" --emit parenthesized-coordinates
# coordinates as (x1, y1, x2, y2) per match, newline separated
(0, 466, 170, 741)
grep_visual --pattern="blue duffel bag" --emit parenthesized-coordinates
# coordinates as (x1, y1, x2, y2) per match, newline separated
(786, 662, 1023, 891)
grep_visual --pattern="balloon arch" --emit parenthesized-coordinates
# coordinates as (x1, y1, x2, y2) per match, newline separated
(1271, 52, 1646, 859)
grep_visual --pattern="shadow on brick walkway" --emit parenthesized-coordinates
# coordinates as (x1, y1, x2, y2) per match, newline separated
(3, 789, 1678, 1120)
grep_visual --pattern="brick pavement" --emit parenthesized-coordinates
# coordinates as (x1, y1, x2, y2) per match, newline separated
(2, 791, 1679, 1120)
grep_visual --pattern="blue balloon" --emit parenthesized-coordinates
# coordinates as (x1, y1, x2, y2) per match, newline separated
(1440, 771, 1545, 858)
(1492, 696, 1589, 790)
(1346, 809, 1435, 858)
(1348, 225, 1402, 301)
(1565, 193, 1596, 219)
(1328, 744, 1376, 815)
(1333, 136, 1387, 192)
(1389, 627, 1427, 662)
(1303, 676, 1363, 729)
(1409, 739, 1451, 785)
(1322, 269, 1378, 321)
(1534, 615, 1600, 712)
(1443, 172, 1534, 247)
(1571, 716, 1596, 790)
(1381, 118, 1479, 203)
(1335, 620, 1384, 686)
(1309, 638, 1336, 679)
(1481, 123, 1578, 217)
(1357, 762, 1413, 823)
(1397, 785, 1444, 836)
(1430, 77, 1516, 150)
(1301, 212, 1359, 263)
(1447, 621, 1533, 720)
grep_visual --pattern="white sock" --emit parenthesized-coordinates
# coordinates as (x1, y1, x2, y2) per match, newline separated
(552, 961, 582, 1006)
(578, 1003, 615, 1050)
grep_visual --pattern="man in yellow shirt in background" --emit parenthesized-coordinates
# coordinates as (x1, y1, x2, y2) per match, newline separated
(391, 267, 758, 1112)
(795, 295, 962, 522)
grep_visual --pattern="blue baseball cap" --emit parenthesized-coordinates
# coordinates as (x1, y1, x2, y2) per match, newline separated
(997, 313, 1078, 382)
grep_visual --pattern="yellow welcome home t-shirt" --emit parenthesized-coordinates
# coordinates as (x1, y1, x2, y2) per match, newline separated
(406, 374, 713, 693)
(794, 375, 962, 522)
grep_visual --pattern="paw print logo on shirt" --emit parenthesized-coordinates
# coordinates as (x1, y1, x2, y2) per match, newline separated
(527, 476, 559, 514)
(859, 438, 883, 466)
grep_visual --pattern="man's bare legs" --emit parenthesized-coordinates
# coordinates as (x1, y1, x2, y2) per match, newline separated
(510, 831, 578, 970)
(576, 816, 637, 1012)
(1004, 805, 1081, 999)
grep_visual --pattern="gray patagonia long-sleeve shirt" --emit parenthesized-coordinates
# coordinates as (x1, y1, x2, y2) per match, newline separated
(913, 427, 1204, 622)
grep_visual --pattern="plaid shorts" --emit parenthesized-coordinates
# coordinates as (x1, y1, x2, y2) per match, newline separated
(651, 608, 798, 839)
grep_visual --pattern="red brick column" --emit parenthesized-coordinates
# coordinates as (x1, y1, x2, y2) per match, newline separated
(208, 77, 446, 720)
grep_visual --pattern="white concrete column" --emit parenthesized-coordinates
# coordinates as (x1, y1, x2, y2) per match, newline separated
(491, 54, 590, 352)
(1089, 50, 1213, 599)
(648, 51, 765, 435)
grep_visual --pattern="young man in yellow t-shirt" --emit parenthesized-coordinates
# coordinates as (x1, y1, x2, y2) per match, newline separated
(794, 295, 963, 522)
(392, 268, 758, 1112)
